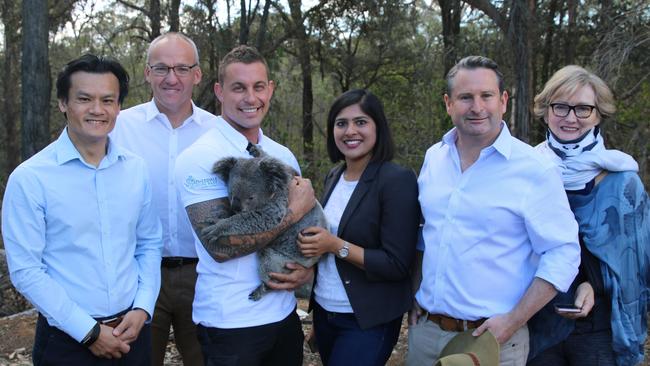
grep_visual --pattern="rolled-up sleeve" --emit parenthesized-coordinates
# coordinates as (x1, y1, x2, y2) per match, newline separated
(524, 166, 581, 292)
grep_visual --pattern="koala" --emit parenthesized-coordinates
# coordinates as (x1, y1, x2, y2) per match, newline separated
(208, 145, 328, 301)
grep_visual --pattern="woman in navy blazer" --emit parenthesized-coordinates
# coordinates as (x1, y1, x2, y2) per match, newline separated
(298, 89, 420, 365)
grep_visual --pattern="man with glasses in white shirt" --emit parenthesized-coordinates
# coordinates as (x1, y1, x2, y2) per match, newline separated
(111, 32, 217, 366)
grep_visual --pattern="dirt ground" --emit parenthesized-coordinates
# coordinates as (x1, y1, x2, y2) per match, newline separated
(0, 302, 646, 366)
(0, 300, 407, 366)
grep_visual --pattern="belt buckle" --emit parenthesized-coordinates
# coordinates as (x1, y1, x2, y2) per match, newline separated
(100, 316, 119, 325)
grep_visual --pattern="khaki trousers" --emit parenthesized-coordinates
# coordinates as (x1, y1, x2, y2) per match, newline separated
(406, 313, 529, 366)
(151, 262, 203, 366)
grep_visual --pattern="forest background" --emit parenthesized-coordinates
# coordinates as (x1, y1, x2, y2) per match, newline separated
(0, 0, 649, 208)
(0, 0, 648, 361)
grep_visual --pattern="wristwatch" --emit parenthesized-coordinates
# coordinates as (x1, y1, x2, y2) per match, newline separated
(337, 241, 350, 259)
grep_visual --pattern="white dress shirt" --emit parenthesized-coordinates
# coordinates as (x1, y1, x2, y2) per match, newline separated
(175, 116, 301, 328)
(416, 123, 580, 320)
(2, 128, 162, 341)
(111, 100, 218, 258)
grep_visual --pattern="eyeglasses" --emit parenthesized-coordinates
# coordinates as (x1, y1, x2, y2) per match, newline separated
(147, 63, 198, 77)
(549, 103, 597, 119)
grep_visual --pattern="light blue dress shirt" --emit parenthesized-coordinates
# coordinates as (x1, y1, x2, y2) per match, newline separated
(2, 128, 163, 342)
(416, 123, 580, 320)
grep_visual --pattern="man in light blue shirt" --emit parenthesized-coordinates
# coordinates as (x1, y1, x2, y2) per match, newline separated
(407, 56, 580, 366)
(2, 54, 162, 364)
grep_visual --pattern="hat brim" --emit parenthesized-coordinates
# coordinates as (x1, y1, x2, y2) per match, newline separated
(438, 330, 499, 366)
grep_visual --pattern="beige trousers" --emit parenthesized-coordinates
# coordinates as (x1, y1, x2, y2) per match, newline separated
(406, 313, 529, 366)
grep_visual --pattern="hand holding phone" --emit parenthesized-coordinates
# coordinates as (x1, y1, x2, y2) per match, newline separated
(554, 303, 581, 313)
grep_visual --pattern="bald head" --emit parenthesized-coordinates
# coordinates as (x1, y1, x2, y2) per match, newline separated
(147, 32, 199, 65)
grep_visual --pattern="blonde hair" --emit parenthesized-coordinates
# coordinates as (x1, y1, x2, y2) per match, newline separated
(534, 65, 616, 122)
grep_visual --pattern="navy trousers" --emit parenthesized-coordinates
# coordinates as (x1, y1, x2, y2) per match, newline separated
(33, 314, 151, 366)
(313, 301, 402, 366)
(197, 310, 304, 366)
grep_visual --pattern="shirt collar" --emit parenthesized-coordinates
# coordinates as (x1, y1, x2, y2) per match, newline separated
(144, 99, 204, 127)
(441, 121, 512, 159)
(215, 115, 264, 153)
(55, 126, 127, 167)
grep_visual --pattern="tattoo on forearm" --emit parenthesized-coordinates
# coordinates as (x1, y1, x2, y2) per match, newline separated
(187, 200, 295, 262)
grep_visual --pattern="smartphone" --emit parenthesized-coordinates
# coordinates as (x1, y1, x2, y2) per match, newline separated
(554, 303, 581, 313)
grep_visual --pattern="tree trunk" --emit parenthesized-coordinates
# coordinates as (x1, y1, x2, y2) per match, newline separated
(149, 0, 161, 40)
(540, 0, 559, 83)
(21, 0, 50, 160)
(1, 0, 21, 175)
(288, 0, 314, 178)
(565, 0, 577, 64)
(169, 0, 181, 32)
(438, 0, 461, 78)
(239, 0, 249, 44)
(507, 0, 534, 142)
(255, 0, 272, 51)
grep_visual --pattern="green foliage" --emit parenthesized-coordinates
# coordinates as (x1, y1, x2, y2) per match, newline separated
(1, 0, 649, 191)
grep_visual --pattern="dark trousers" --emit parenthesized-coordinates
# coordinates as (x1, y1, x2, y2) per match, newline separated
(313, 301, 402, 366)
(196, 310, 304, 366)
(527, 329, 616, 366)
(33, 314, 151, 366)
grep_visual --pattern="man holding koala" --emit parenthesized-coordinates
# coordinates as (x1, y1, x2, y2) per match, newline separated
(175, 45, 315, 365)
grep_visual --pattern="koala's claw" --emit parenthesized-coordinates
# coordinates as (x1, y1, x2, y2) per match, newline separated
(249, 285, 265, 301)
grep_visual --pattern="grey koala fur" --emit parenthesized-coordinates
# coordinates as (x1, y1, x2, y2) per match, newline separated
(209, 145, 327, 301)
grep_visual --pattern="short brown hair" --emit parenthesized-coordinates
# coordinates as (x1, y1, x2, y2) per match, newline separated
(218, 45, 270, 83)
(446, 56, 505, 95)
(534, 65, 616, 122)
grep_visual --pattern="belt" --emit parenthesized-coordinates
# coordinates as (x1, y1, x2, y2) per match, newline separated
(161, 257, 198, 268)
(95, 308, 131, 328)
(427, 313, 486, 332)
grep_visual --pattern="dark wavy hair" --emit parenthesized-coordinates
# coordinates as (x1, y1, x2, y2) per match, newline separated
(326, 89, 395, 163)
(56, 54, 130, 104)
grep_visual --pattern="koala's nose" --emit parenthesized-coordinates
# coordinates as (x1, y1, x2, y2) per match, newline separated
(231, 197, 241, 212)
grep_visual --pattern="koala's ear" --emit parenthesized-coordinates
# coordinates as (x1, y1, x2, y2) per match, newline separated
(259, 158, 291, 193)
(212, 157, 238, 183)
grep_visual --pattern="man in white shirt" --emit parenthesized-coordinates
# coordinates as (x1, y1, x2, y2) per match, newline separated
(111, 32, 216, 366)
(175, 45, 315, 365)
(406, 56, 581, 366)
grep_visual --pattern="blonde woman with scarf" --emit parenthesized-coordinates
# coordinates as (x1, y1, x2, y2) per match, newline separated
(527, 65, 649, 366)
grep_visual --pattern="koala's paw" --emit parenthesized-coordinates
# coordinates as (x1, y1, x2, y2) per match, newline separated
(249, 283, 268, 301)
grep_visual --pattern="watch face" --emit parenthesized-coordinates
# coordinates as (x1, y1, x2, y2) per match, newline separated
(338, 246, 349, 258)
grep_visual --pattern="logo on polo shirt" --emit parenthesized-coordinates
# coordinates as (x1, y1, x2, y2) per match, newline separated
(184, 175, 220, 190)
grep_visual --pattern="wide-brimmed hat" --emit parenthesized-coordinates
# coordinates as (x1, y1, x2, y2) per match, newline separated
(434, 330, 499, 366)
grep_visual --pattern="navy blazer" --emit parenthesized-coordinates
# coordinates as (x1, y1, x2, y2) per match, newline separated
(310, 161, 420, 329)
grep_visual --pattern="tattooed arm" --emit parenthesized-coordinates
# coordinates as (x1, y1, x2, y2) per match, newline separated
(186, 177, 315, 262)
